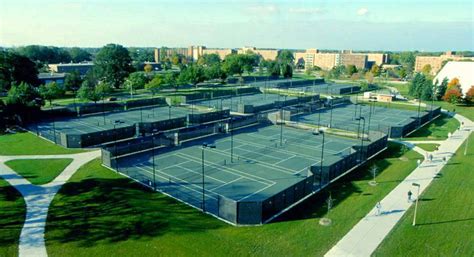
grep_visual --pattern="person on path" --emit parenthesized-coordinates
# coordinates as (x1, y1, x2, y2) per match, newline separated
(429, 154, 433, 162)
(417, 159, 421, 167)
(376, 201, 382, 216)
(408, 190, 413, 202)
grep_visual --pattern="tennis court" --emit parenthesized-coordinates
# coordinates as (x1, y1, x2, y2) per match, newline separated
(196, 93, 298, 112)
(34, 105, 207, 143)
(116, 124, 359, 223)
(288, 83, 360, 95)
(295, 103, 418, 135)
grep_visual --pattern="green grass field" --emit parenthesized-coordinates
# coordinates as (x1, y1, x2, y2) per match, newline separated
(0, 132, 85, 155)
(407, 114, 460, 141)
(45, 143, 421, 257)
(5, 159, 73, 185)
(374, 134, 474, 257)
(415, 143, 440, 152)
(0, 178, 25, 257)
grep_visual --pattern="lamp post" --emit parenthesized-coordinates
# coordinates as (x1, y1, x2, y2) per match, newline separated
(319, 129, 326, 187)
(412, 182, 421, 226)
(151, 128, 158, 190)
(201, 143, 216, 212)
(280, 107, 284, 146)
(230, 118, 234, 163)
(417, 95, 422, 128)
(329, 103, 333, 128)
(113, 120, 124, 172)
(367, 101, 373, 136)
(50, 104, 57, 144)
(168, 104, 171, 120)
(356, 117, 366, 162)
(317, 107, 322, 130)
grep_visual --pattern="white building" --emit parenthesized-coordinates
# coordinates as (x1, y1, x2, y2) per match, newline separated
(434, 61, 474, 95)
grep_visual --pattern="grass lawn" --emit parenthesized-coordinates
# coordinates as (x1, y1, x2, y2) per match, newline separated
(0, 132, 86, 155)
(0, 178, 26, 257)
(374, 134, 474, 257)
(431, 101, 474, 122)
(415, 143, 440, 152)
(5, 159, 73, 185)
(45, 143, 422, 257)
(407, 114, 460, 141)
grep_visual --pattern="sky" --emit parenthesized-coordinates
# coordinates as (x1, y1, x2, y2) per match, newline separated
(0, 0, 473, 51)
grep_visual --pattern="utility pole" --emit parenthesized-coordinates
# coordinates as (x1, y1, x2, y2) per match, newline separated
(412, 183, 421, 226)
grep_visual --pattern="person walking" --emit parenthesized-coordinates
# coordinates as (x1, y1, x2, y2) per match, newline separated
(376, 201, 382, 216)
(408, 190, 413, 202)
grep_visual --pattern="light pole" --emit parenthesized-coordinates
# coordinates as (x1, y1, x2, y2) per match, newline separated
(319, 129, 326, 187)
(230, 118, 234, 163)
(417, 95, 422, 128)
(50, 104, 57, 144)
(356, 117, 366, 162)
(280, 107, 284, 146)
(201, 143, 216, 212)
(412, 182, 421, 226)
(113, 120, 124, 172)
(367, 101, 373, 136)
(317, 107, 322, 130)
(329, 103, 333, 128)
(151, 128, 158, 191)
(168, 104, 172, 120)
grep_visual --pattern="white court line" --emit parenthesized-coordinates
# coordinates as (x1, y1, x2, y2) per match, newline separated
(134, 164, 219, 200)
(175, 152, 274, 186)
(209, 177, 242, 192)
(238, 183, 274, 201)
(274, 155, 297, 165)
(171, 164, 227, 183)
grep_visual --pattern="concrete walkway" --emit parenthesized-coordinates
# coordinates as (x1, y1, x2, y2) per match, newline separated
(325, 113, 472, 257)
(0, 150, 100, 257)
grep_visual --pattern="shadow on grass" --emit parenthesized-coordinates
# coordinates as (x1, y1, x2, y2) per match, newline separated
(272, 143, 410, 222)
(408, 114, 454, 139)
(0, 181, 26, 248)
(46, 176, 225, 248)
(416, 217, 474, 226)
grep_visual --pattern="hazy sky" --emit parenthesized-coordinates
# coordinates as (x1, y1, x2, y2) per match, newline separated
(1, 0, 473, 51)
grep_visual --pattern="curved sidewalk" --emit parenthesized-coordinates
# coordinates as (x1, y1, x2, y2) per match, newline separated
(325, 114, 472, 257)
(0, 150, 100, 257)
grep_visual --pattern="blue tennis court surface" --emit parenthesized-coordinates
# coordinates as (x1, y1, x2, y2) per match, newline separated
(195, 93, 297, 112)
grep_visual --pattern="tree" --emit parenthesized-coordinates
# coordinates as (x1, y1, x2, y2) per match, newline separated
(93, 43, 133, 89)
(124, 72, 148, 95)
(281, 63, 293, 78)
(68, 47, 92, 63)
(6, 82, 41, 107)
(145, 75, 165, 95)
(365, 72, 374, 83)
(370, 65, 380, 76)
(346, 65, 357, 76)
(436, 77, 448, 100)
(198, 53, 221, 66)
(144, 64, 153, 73)
(442, 88, 462, 104)
(409, 73, 425, 97)
(397, 67, 407, 79)
(421, 64, 432, 76)
(277, 50, 294, 65)
(15, 45, 71, 64)
(420, 79, 434, 101)
(465, 86, 474, 104)
(1, 51, 40, 90)
(204, 63, 224, 81)
(223, 54, 244, 77)
(39, 82, 65, 106)
(447, 77, 461, 90)
(182, 64, 205, 88)
(64, 70, 83, 92)
(266, 61, 280, 77)
(95, 81, 113, 100)
(164, 72, 179, 91)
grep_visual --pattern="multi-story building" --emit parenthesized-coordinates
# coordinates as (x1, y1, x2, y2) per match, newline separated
(154, 46, 235, 62)
(48, 62, 93, 76)
(415, 51, 474, 75)
(366, 53, 389, 66)
(238, 46, 279, 60)
(296, 49, 381, 70)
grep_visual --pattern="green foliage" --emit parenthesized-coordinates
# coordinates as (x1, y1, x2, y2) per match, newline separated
(145, 75, 165, 95)
(93, 44, 133, 88)
(0, 50, 40, 90)
(197, 53, 221, 66)
(204, 63, 225, 81)
(64, 70, 83, 92)
(181, 64, 205, 87)
(0, 132, 85, 155)
(281, 63, 293, 78)
(39, 82, 65, 105)
(346, 65, 357, 76)
(266, 61, 281, 77)
(328, 65, 346, 79)
(68, 47, 92, 63)
(436, 77, 448, 100)
(0, 177, 25, 257)
(6, 82, 41, 107)
(222, 54, 243, 76)
(370, 65, 380, 76)
(15, 45, 71, 63)
(409, 73, 433, 99)
(124, 72, 148, 93)
(277, 49, 295, 64)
